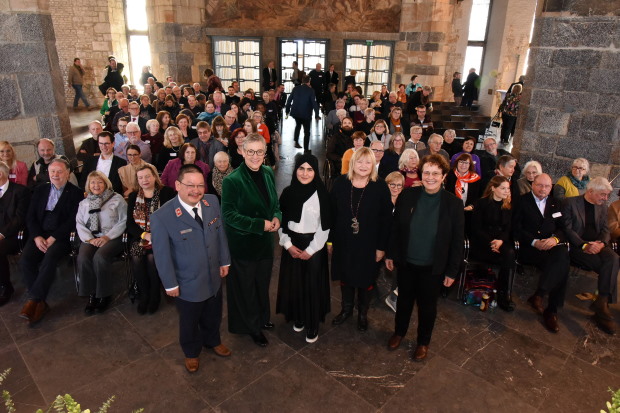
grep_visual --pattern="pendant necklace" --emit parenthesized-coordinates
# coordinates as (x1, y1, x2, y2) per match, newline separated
(350, 180, 367, 235)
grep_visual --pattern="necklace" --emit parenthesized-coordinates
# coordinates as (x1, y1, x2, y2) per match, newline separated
(350, 180, 368, 235)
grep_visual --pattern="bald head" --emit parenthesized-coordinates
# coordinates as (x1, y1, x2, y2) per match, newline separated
(532, 173, 553, 200)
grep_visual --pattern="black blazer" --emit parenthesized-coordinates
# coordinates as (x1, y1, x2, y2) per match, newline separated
(471, 197, 512, 245)
(262, 67, 278, 91)
(387, 187, 464, 278)
(0, 182, 30, 239)
(514, 192, 566, 260)
(27, 182, 83, 242)
(325, 71, 339, 90)
(444, 170, 482, 208)
(80, 155, 127, 194)
(562, 195, 610, 247)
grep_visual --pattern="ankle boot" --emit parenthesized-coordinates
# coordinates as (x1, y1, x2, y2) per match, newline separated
(357, 288, 371, 331)
(498, 269, 516, 312)
(332, 285, 354, 325)
(592, 295, 614, 321)
(84, 294, 99, 315)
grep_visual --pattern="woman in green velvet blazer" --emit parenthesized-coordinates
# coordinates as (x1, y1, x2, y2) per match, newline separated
(221, 133, 282, 347)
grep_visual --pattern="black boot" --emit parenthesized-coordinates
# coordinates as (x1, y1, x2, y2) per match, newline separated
(84, 294, 99, 316)
(498, 269, 516, 312)
(332, 285, 354, 325)
(357, 288, 371, 331)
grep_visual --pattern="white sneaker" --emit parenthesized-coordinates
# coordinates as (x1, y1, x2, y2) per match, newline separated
(293, 322, 304, 332)
(385, 293, 397, 313)
(306, 331, 318, 343)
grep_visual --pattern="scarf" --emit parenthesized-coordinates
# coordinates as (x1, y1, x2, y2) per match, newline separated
(569, 172, 589, 190)
(86, 189, 114, 237)
(390, 117, 401, 130)
(211, 165, 233, 196)
(454, 170, 480, 200)
(130, 187, 161, 256)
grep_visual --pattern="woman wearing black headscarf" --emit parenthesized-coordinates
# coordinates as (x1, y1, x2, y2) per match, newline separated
(276, 154, 331, 343)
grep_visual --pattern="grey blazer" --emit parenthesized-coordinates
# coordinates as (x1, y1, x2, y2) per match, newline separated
(150, 194, 231, 302)
(562, 195, 610, 247)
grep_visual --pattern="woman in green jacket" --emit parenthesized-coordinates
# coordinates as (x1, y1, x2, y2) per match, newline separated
(221, 133, 282, 347)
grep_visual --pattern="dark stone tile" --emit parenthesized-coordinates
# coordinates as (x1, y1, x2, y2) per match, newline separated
(18, 14, 55, 42)
(20, 311, 153, 400)
(552, 49, 602, 68)
(382, 355, 536, 411)
(571, 320, 620, 378)
(0, 14, 20, 43)
(114, 300, 178, 350)
(299, 325, 424, 408)
(219, 354, 374, 412)
(0, 44, 50, 74)
(540, 356, 620, 412)
(588, 69, 620, 94)
(18, 74, 56, 116)
(158, 326, 295, 406)
(461, 328, 569, 408)
(72, 353, 212, 413)
(0, 348, 46, 407)
(421, 43, 439, 52)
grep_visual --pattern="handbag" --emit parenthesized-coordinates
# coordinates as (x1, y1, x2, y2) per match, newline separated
(463, 268, 497, 306)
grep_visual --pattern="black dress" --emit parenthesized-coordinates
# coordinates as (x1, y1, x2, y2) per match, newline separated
(329, 176, 392, 288)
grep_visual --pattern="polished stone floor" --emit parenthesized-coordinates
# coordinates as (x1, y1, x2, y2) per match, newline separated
(1, 110, 619, 412)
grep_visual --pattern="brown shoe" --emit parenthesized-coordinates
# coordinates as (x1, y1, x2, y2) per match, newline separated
(212, 344, 232, 357)
(527, 295, 544, 315)
(388, 334, 403, 351)
(19, 300, 38, 321)
(413, 345, 429, 362)
(591, 297, 614, 321)
(29, 301, 49, 325)
(593, 314, 616, 335)
(543, 311, 560, 333)
(184, 357, 199, 372)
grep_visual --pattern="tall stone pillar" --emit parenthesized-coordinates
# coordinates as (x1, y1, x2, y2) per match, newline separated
(0, 0, 75, 163)
(514, 1, 620, 184)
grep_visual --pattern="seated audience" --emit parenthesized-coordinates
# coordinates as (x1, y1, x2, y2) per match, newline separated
(27, 138, 78, 189)
(380, 132, 405, 176)
(445, 153, 481, 211)
(77, 121, 103, 163)
(118, 144, 151, 198)
(142, 119, 164, 159)
(207, 151, 234, 201)
(367, 120, 391, 150)
(341, 132, 367, 175)
(326, 117, 355, 177)
(189, 121, 226, 170)
(441, 129, 460, 158)
(115, 122, 152, 163)
(227, 128, 246, 169)
(554, 157, 590, 201)
(404, 125, 426, 152)
(0, 141, 27, 185)
(156, 126, 185, 172)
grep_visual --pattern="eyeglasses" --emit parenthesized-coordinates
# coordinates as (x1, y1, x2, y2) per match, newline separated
(245, 149, 265, 157)
(177, 181, 206, 190)
(572, 166, 586, 171)
(422, 171, 443, 177)
(388, 183, 403, 189)
(371, 149, 384, 153)
(457, 160, 470, 164)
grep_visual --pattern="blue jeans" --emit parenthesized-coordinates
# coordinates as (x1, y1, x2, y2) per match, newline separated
(72, 84, 90, 108)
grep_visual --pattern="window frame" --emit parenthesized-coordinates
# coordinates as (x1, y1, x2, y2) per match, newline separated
(123, 0, 150, 87)
(279, 38, 330, 93)
(212, 36, 262, 94)
(463, 0, 494, 77)
(343, 40, 394, 97)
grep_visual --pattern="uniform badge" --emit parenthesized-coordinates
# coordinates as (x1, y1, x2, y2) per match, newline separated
(175, 208, 182, 217)
(202, 199, 210, 207)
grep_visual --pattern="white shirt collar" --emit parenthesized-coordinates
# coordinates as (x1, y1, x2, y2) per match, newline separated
(178, 195, 202, 218)
(0, 180, 9, 197)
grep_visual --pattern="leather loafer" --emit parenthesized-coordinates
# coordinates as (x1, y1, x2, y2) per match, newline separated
(184, 357, 199, 372)
(251, 332, 269, 347)
(388, 334, 403, 351)
(261, 321, 275, 330)
(543, 311, 560, 333)
(19, 299, 38, 321)
(593, 314, 616, 335)
(527, 295, 544, 315)
(0, 285, 14, 307)
(413, 345, 428, 362)
(211, 344, 232, 357)
(29, 301, 50, 325)
(84, 295, 99, 316)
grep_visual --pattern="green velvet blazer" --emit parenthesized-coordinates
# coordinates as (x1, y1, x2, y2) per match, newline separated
(221, 163, 282, 260)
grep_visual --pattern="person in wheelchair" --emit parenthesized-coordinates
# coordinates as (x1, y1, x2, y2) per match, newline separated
(76, 171, 127, 315)
(470, 176, 516, 312)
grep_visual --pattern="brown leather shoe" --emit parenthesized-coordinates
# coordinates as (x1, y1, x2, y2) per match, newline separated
(593, 314, 616, 335)
(19, 300, 38, 321)
(212, 344, 232, 357)
(543, 311, 560, 333)
(527, 295, 544, 315)
(185, 357, 199, 372)
(388, 334, 403, 351)
(29, 301, 49, 325)
(413, 345, 428, 362)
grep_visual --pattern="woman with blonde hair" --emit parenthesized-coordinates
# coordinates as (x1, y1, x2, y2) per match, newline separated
(156, 126, 185, 172)
(76, 171, 127, 315)
(329, 147, 392, 331)
(0, 141, 27, 185)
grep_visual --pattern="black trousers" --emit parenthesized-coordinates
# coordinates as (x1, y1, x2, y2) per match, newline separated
(227, 257, 273, 335)
(570, 246, 619, 303)
(470, 243, 515, 291)
(175, 287, 223, 358)
(293, 116, 312, 151)
(0, 237, 19, 287)
(132, 253, 161, 308)
(20, 238, 70, 301)
(520, 244, 570, 312)
(395, 263, 442, 346)
(77, 238, 124, 298)
(500, 114, 517, 143)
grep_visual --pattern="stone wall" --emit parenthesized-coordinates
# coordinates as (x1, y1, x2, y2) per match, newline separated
(0, 1, 74, 164)
(514, 1, 620, 184)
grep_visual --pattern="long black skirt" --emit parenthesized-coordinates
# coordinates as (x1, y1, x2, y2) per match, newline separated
(276, 232, 331, 330)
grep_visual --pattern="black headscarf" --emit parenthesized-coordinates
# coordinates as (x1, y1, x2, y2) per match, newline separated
(279, 153, 331, 234)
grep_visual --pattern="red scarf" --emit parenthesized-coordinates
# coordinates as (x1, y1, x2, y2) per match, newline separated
(454, 170, 480, 199)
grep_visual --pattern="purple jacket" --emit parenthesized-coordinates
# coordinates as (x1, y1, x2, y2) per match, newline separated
(160, 158, 211, 190)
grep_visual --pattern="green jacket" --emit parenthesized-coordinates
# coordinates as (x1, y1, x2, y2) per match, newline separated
(221, 164, 282, 260)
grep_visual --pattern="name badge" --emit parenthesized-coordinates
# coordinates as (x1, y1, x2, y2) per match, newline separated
(9, 174, 16, 179)
(170, 153, 177, 157)
(180, 228, 192, 234)
(552, 212, 562, 218)
(144, 140, 151, 144)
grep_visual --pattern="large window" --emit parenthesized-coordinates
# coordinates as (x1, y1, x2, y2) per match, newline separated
(462, 0, 492, 75)
(124, 0, 152, 88)
(213, 37, 261, 93)
(280, 39, 327, 93)
(344, 41, 393, 97)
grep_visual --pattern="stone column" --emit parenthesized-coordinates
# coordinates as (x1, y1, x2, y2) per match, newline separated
(0, 0, 75, 163)
(514, 0, 620, 183)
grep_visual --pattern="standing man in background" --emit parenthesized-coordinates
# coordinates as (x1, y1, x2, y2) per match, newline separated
(68, 58, 90, 110)
(286, 75, 320, 153)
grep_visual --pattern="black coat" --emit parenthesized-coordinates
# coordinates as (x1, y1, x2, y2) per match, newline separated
(444, 170, 482, 208)
(463, 72, 480, 100)
(471, 197, 512, 246)
(80, 155, 127, 194)
(0, 182, 30, 239)
(27, 182, 83, 241)
(325, 71, 339, 90)
(387, 187, 464, 278)
(262, 67, 278, 91)
(285, 84, 319, 120)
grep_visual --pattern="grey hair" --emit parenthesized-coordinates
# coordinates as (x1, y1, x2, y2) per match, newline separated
(572, 158, 590, 175)
(242, 133, 266, 151)
(586, 176, 612, 192)
(522, 160, 543, 175)
(398, 148, 419, 170)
